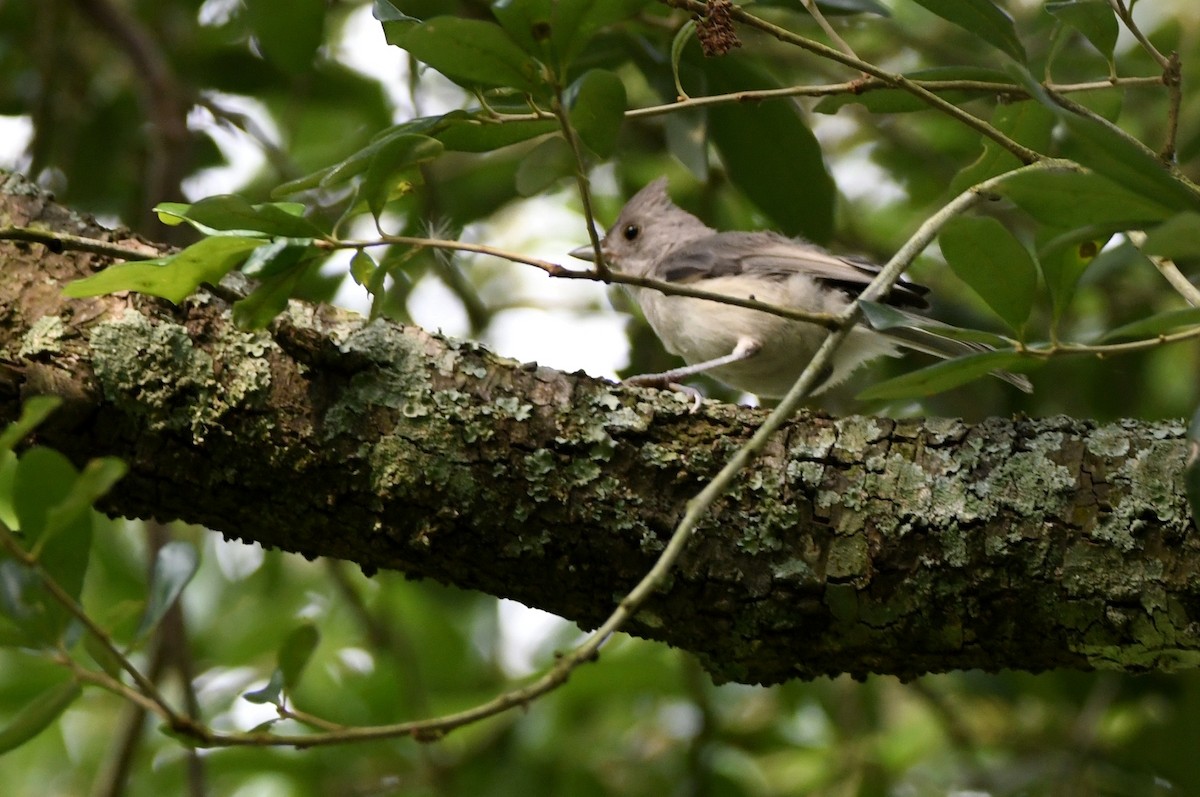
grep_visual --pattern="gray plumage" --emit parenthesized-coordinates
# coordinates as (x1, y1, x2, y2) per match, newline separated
(571, 177, 1032, 399)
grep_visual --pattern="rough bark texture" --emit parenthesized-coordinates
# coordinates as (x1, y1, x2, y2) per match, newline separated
(2, 172, 1197, 685)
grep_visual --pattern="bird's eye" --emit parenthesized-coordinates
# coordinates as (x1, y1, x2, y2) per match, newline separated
(622, 224, 640, 241)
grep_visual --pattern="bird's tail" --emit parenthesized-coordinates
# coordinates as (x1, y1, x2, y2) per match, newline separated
(865, 305, 1033, 393)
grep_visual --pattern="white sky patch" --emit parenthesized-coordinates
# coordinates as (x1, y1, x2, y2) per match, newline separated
(335, 4, 466, 121)
(0, 115, 33, 170)
(182, 94, 277, 200)
(496, 599, 573, 677)
(830, 144, 907, 208)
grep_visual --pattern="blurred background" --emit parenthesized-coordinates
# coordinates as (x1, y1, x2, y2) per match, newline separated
(2, 0, 1200, 795)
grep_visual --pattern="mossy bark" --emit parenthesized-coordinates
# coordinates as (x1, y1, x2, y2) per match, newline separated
(2, 173, 1197, 684)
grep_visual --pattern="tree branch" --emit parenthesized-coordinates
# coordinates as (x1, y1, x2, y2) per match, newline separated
(2, 175, 1197, 684)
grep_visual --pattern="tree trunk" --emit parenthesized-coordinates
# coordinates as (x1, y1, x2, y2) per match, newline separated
(1, 171, 1196, 684)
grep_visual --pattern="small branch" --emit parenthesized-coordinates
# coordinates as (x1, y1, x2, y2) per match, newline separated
(1127, 230, 1200, 307)
(1161, 51, 1183, 162)
(1108, 0, 1171, 70)
(1043, 87, 1200, 196)
(661, 0, 1041, 165)
(800, 0, 859, 63)
(336, 235, 844, 328)
(0, 524, 183, 726)
(623, 76, 1164, 120)
(0, 226, 163, 261)
(550, 84, 609, 277)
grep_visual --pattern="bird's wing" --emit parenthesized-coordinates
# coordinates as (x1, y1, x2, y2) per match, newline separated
(659, 232, 929, 309)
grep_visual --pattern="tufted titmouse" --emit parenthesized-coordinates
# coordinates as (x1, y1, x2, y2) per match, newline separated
(570, 177, 1032, 403)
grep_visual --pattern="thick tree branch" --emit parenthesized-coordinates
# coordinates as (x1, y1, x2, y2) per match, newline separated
(1, 173, 1196, 684)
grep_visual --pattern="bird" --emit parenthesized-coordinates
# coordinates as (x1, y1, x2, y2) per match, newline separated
(569, 177, 1032, 405)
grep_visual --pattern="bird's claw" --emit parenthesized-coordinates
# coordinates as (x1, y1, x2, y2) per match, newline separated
(623, 374, 703, 413)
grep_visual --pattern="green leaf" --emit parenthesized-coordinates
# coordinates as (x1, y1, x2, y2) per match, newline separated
(0, 397, 61, 459)
(939, 216, 1039, 332)
(84, 631, 126, 680)
(135, 541, 198, 642)
(373, 0, 419, 45)
(435, 116, 557, 153)
(1046, 1, 1117, 63)
(362, 135, 443, 220)
(857, 349, 1027, 400)
(491, 0, 649, 69)
(908, 0, 1025, 62)
(243, 669, 285, 705)
(860, 301, 1013, 348)
(14, 448, 93, 611)
(702, 58, 834, 241)
(566, 69, 626, 158)
(1058, 113, 1200, 212)
(514, 136, 574, 196)
(155, 196, 323, 238)
(232, 268, 306, 330)
(670, 20, 696, 100)
(275, 116, 545, 195)
(1006, 63, 1200, 211)
(0, 560, 51, 645)
(323, 132, 442, 191)
(35, 457, 125, 553)
(0, 679, 81, 755)
(1099, 308, 1200, 343)
(952, 101, 1054, 194)
(63, 236, 265, 304)
(350, 250, 378, 288)
(279, 622, 320, 693)
(997, 169, 1175, 230)
(395, 17, 544, 94)
(244, 0, 325, 73)
(1037, 227, 1109, 321)
(240, 238, 316, 280)
(1141, 212, 1200, 259)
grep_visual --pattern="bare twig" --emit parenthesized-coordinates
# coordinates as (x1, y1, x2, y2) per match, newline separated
(1127, 230, 1200, 307)
(623, 76, 1164, 120)
(661, 0, 1041, 164)
(1108, 0, 1171, 69)
(0, 226, 164, 261)
(0, 523, 183, 725)
(551, 84, 609, 277)
(800, 0, 859, 63)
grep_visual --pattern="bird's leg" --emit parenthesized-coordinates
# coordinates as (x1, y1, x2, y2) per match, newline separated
(623, 338, 762, 411)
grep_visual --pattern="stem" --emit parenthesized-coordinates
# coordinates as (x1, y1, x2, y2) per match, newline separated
(661, 0, 1041, 164)
(0, 524, 183, 725)
(1127, 230, 1200, 307)
(0, 226, 163, 261)
(551, 83, 609, 277)
(624, 76, 1164, 120)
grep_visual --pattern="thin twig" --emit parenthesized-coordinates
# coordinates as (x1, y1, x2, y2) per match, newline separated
(551, 84, 609, 277)
(624, 76, 1163, 120)
(1108, 0, 1171, 69)
(661, 0, 1041, 164)
(0, 226, 164, 260)
(1127, 231, 1200, 307)
(335, 235, 844, 328)
(0, 525, 184, 724)
(1161, 51, 1183, 162)
(800, 0, 859, 63)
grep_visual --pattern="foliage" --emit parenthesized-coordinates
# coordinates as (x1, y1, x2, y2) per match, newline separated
(4, 0, 1200, 795)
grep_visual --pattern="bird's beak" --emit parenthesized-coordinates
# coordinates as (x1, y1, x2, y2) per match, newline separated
(569, 242, 600, 262)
